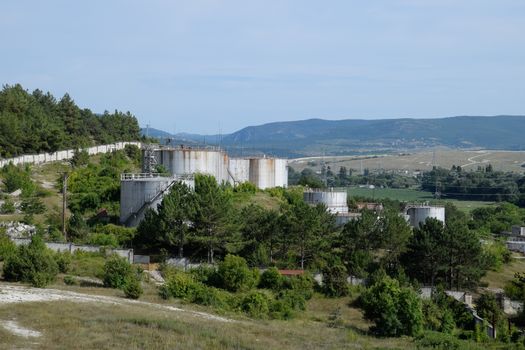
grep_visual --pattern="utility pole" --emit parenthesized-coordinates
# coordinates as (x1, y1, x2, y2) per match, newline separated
(62, 172, 68, 241)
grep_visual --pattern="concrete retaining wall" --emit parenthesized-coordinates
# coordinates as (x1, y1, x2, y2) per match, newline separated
(0, 142, 141, 168)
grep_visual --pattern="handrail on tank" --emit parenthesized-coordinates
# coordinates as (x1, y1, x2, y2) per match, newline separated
(120, 173, 195, 181)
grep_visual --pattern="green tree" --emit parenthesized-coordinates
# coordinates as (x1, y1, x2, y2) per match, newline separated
(339, 210, 381, 278)
(402, 218, 446, 287)
(360, 276, 423, 337)
(217, 254, 256, 292)
(475, 293, 503, 327)
(70, 149, 90, 167)
(192, 174, 239, 263)
(3, 236, 59, 287)
(137, 181, 195, 257)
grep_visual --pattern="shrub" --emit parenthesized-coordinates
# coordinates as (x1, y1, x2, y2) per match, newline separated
(189, 265, 220, 286)
(259, 267, 283, 290)
(20, 198, 46, 214)
(3, 236, 58, 287)
(241, 291, 270, 318)
(289, 273, 314, 300)
(54, 252, 72, 273)
(191, 285, 230, 309)
(0, 199, 15, 214)
(159, 272, 198, 299)
(321, 264, 349, 297)
(64, 275, 76, 285)
(103, 255, 132, 289)
(416, 331, 461, 350)
(0, 230, 16, 261)
(88, 233, 119, 248)
(123, 276, 143, 299)
(218, 255, 256, 292)
(277, 289, 306, 311)
(269, 299, 294, 320)
(360, 276, 423, 337)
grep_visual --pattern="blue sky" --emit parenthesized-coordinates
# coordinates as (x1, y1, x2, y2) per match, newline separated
(1, 1, 524, 133)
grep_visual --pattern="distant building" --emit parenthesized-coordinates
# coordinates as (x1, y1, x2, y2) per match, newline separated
(512, 226, 525, 236)
(355, 202, 384, 212)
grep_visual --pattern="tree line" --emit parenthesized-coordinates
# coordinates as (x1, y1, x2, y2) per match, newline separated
(0, 84, 141, 157)
(422, 165, 525, 204)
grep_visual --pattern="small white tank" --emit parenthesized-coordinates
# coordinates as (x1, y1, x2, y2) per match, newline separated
(406, 205, 445, 228)
(303, 190, 348, 214)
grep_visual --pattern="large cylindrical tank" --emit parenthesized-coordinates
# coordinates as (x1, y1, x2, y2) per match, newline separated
(120, 174, 195, 227)
(155, 147, 229, 183)
(228, 158, 250, 184)
(273, 158, 288, 188)
(303, 190, 349, 214)
(406, 206, 445, 228)
(248, 157, 288, 189)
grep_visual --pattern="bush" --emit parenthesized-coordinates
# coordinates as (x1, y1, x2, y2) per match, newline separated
(20, 198, 46, 214)
(103, 255, 132, 289)
(189, 265, 219, 286)
(289, 273, 314, 300)
(218, 255, 256, 292)
(241, 291, 271, 318)
(0, 199, 15, 214)
(3, 236, 58, 287)
(159, 272, 198, 299)
(416, 331, 461, 350)
(321, 264, 349, 297)
(259, 267, 283, 290)
(360, 276, 423, 337)
(269, 299, 294, 320)
(88, 233, 119, 248)
(54, 252, 72, 273)
(277, 289, 306, 311)
(123, 276, 143, 299)
(64, 275, 76, 285)
(0, 230, 16, 261)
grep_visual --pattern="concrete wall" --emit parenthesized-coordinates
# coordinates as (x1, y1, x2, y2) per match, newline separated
(0, 142, 141, 168)
(12, 239, 133, 263)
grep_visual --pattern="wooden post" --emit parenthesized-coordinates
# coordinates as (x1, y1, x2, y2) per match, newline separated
(62, 172, 68, 241)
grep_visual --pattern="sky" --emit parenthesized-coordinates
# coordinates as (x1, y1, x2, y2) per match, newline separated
(1, 1, 524, 134)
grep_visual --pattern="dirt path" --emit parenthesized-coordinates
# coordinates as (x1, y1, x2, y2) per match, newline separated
(0, 284, 233, 323)
(461, 152, 491, 169)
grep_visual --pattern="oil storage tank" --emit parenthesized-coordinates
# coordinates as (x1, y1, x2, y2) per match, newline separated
(120, 173, 194, 227)
(406, 205, 445, 228)
(228, 158, 250, 184)
(248, 157, 288, 189)
(155, 146, 229, 183)
(303, 190, 349, 214)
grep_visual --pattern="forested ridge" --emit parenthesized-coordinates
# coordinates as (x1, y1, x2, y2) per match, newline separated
(0, 84, 141, 158)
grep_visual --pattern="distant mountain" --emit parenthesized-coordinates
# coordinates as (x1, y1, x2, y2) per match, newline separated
(145, 116, 525, 157)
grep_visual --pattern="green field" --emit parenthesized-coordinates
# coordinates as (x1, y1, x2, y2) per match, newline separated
(346, 187, 495, 213)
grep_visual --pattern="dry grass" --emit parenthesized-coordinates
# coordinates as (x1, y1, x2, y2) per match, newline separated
(0, 282, 415, 350)
(290, 149, 525, 173)
(482, 255, 525, 290)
